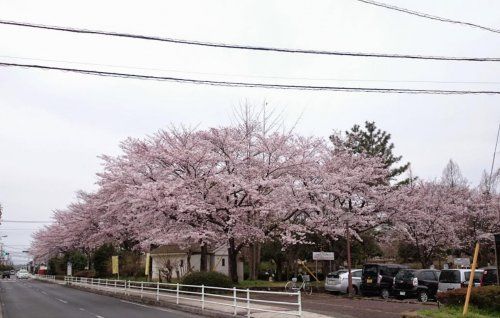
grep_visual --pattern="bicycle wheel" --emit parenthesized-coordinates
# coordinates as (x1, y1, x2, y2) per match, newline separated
(284, 281, 296, 294)
(303, 283, 313, 295)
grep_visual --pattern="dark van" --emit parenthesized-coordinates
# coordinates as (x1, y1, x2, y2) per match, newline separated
(480, 267, 498, 286)
(360, 263, 408, 298)
(392, 269, 440, 302)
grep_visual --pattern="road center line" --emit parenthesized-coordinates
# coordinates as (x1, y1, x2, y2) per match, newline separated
(56, 298, 68, 304)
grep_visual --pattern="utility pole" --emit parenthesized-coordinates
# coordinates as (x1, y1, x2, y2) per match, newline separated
(346, 221, 353, 296)
(489, 123, 500, 194)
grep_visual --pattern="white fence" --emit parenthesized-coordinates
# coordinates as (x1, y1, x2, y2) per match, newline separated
(34, 274, 56, 281)
(64, 276, 301, 317)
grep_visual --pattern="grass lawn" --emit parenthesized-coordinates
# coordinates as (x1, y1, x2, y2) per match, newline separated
(418, 306, 500, 318)
(237, 280, 287, 288)
(237, 279, 324, 289)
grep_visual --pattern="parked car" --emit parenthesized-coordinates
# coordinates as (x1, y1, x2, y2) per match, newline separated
(2, 271, 10, 279)
(16, 269, 30, 279)
(480, 267, 498, 286)
(392, 269, 440, 302)
(438, 269, 483, 292)
(9, 270, 15, 275)
(325, 269, 362, 294)
(360, 263, 408, 298)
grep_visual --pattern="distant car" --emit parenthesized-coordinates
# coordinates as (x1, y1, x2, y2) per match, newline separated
(480, 267, 498, 286)
(9, 270, 15, 275)
(392, 269, 440, 302)
(360, 263, 408, 299)
(438, 269, 483, 292)
(325, 269, 362, 294)
(16, 269, 30, 279)
(2, 271, 10, 279)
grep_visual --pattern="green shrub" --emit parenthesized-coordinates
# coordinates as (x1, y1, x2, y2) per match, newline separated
(73, 270, 96, 278)
(92, 244, 115, 277)
(181, 271, 233, 288)
(437, 286, 500, 311)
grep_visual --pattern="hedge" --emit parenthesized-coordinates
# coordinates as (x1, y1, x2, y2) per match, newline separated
(181, 271, 233, 289)
(436, 285, 500, 311)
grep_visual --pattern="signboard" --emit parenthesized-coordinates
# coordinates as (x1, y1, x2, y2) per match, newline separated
(66, 262, 72, 276)
(111, 256, 119, 275)
(313, 252, 335, 261)
(453, 258, 470, 267)
(145, 253, 150, 276)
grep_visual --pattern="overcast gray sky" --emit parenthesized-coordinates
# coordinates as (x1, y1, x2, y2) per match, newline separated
(0, 0, 499, 263)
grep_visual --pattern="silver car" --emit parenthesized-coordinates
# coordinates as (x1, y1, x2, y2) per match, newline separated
(16, 269, 30, 279)
(325, 269, 362, 294)
(438, 269, 483, 292)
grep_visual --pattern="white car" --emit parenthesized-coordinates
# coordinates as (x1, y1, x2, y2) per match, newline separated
(16, 269, 30, 279)
(325, 269, 362, 294)
(438, 269, 483, 292)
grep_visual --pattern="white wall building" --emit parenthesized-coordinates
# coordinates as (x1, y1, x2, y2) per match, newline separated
(151, 244, 243, 282)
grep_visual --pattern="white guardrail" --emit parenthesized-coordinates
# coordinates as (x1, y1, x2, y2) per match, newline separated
(63, 276, 302, 317)
(34, 274, 56, 281)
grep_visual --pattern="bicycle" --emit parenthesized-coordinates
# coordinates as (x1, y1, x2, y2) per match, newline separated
(285, 274, 312, 295)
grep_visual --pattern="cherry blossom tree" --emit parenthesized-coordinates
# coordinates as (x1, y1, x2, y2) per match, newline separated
(455, 189, 500, 261)
(391, 181, 467, 268)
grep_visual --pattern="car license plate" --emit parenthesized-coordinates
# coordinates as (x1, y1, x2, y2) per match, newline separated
(367, 278, 372, 283)
(400, 291, 406, 296)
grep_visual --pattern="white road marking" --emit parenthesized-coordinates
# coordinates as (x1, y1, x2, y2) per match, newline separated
(79, 308, 85, 311)
(95, 316, 104, 318)
(119, 299, 175, 313)
(56, 298, 68, 304)
(41, 291, 47, 295)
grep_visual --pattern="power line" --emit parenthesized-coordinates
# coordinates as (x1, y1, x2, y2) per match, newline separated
(0, 220, 51, 224)
(1, 61, 499, 95)
(353, 0, 500, 34)
(3, 55, 500, 85)
(0, 228, 41, 231)
(0, 19, 499, 62)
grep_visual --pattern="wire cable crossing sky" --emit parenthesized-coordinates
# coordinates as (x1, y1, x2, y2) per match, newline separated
(1, 20, 499, 62)
(1, 62, 499, 94)
(353, 0, 500, 34)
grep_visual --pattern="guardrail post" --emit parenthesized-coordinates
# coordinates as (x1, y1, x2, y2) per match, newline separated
(176, 283, 180, 304)
(105, 278, 108, 289)
(246, 288, 250, 318)
(233, 287, 237, 316)
(123, 280, 127, 294)
(201, 285, 205, 310)
(114, 280, 117, 293)
(298, 290, 302, 317)
(141, 281, 144, 299)
(156, 281, 160, 301)
(127, 280, 131, 296)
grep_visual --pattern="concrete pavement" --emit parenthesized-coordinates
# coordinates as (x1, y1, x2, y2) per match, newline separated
(0, 278, 200, 318)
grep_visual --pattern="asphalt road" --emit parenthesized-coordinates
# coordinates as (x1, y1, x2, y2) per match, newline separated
(0, 278, 200, 318)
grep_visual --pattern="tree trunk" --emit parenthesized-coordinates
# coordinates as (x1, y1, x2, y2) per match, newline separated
(187, 250, 192, 273)
(276, 259, 283, 281)
(200, 244, 208, 272)
(249, 244, 256, 280)
(228, 238, 239, 283)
